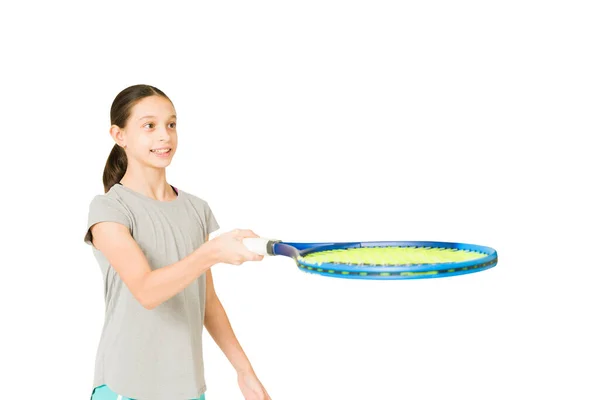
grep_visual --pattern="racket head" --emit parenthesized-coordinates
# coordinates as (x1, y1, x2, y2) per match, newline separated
(272, 240, 497, 280)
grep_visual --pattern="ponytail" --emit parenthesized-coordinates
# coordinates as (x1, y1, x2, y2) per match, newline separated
(102, 144, 128, 193)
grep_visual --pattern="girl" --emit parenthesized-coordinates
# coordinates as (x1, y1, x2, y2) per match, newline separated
(84, 84, 272, 400)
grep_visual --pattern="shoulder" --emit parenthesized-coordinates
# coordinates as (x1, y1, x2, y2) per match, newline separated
(87, 185, 129, 211)
(86, 185, 134, 227)
(178, 188, 212, 209)
(177, 189, 219, 231)
(85, 186, 133, 244)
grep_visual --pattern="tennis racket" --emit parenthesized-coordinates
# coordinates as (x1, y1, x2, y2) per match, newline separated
(242, 238, 497, 280)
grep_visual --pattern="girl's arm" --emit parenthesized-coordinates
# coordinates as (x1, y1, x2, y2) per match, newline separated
(203, 267, 271, 398)
(90, 221, 220, 310)
(203, 268, 255, 375)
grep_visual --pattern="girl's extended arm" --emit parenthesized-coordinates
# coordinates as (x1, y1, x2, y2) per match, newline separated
(90, 221, 219, 310)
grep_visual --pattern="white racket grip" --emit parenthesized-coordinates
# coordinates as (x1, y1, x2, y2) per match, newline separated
(242, 237, 271, 256)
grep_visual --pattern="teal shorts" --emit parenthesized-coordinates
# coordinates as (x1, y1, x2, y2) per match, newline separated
(91, 384, 206, 400)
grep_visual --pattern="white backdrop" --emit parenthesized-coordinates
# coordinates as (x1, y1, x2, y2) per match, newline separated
(1, 1, 598, 399)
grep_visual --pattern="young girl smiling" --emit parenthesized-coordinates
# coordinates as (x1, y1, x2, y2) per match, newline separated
(85, 84, 271, 400)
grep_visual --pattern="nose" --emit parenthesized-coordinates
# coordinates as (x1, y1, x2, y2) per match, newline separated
(158, 126, 170, 142)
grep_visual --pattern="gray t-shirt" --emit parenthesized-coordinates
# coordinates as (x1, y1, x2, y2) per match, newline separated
(84, 183, 219, 400)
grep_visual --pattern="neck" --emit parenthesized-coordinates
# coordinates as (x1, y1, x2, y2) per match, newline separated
(119, 163, 175, 201)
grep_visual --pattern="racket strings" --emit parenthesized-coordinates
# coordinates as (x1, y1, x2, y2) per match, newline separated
(300, 246, 486, 266)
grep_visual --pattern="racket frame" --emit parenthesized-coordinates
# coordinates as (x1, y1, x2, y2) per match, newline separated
(266, 240, 497, 279)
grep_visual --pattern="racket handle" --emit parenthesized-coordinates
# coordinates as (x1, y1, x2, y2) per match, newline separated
(242, 237, 274, 256)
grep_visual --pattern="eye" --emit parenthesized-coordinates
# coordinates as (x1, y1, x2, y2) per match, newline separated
(169, 122, 177, 128)
(144, 122, 155, 129)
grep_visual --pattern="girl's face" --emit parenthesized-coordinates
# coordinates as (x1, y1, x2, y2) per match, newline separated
(118, 95, 178, 168)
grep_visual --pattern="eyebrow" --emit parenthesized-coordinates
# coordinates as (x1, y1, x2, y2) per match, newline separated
(138, 114, 177, 121)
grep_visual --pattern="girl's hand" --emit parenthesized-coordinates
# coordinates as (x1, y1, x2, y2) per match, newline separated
(210, 229, 264, 265)
(237, 370, 272, 400)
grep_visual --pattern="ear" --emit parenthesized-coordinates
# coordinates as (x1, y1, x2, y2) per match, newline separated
(110, 125, 127, 148)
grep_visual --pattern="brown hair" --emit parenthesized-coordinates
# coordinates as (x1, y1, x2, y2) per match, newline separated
(102, 84, 172, 193)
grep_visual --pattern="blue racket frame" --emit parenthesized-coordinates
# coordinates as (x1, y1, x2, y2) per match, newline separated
(268, 240, 498, 280)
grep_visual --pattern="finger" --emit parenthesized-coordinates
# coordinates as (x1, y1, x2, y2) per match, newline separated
(239, 229, 260, 238)
(242, 249, 263, 262)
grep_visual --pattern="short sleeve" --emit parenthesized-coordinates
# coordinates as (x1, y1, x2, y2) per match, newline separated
(84, 195, 132, 246)
(204, 202, 220, 237)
